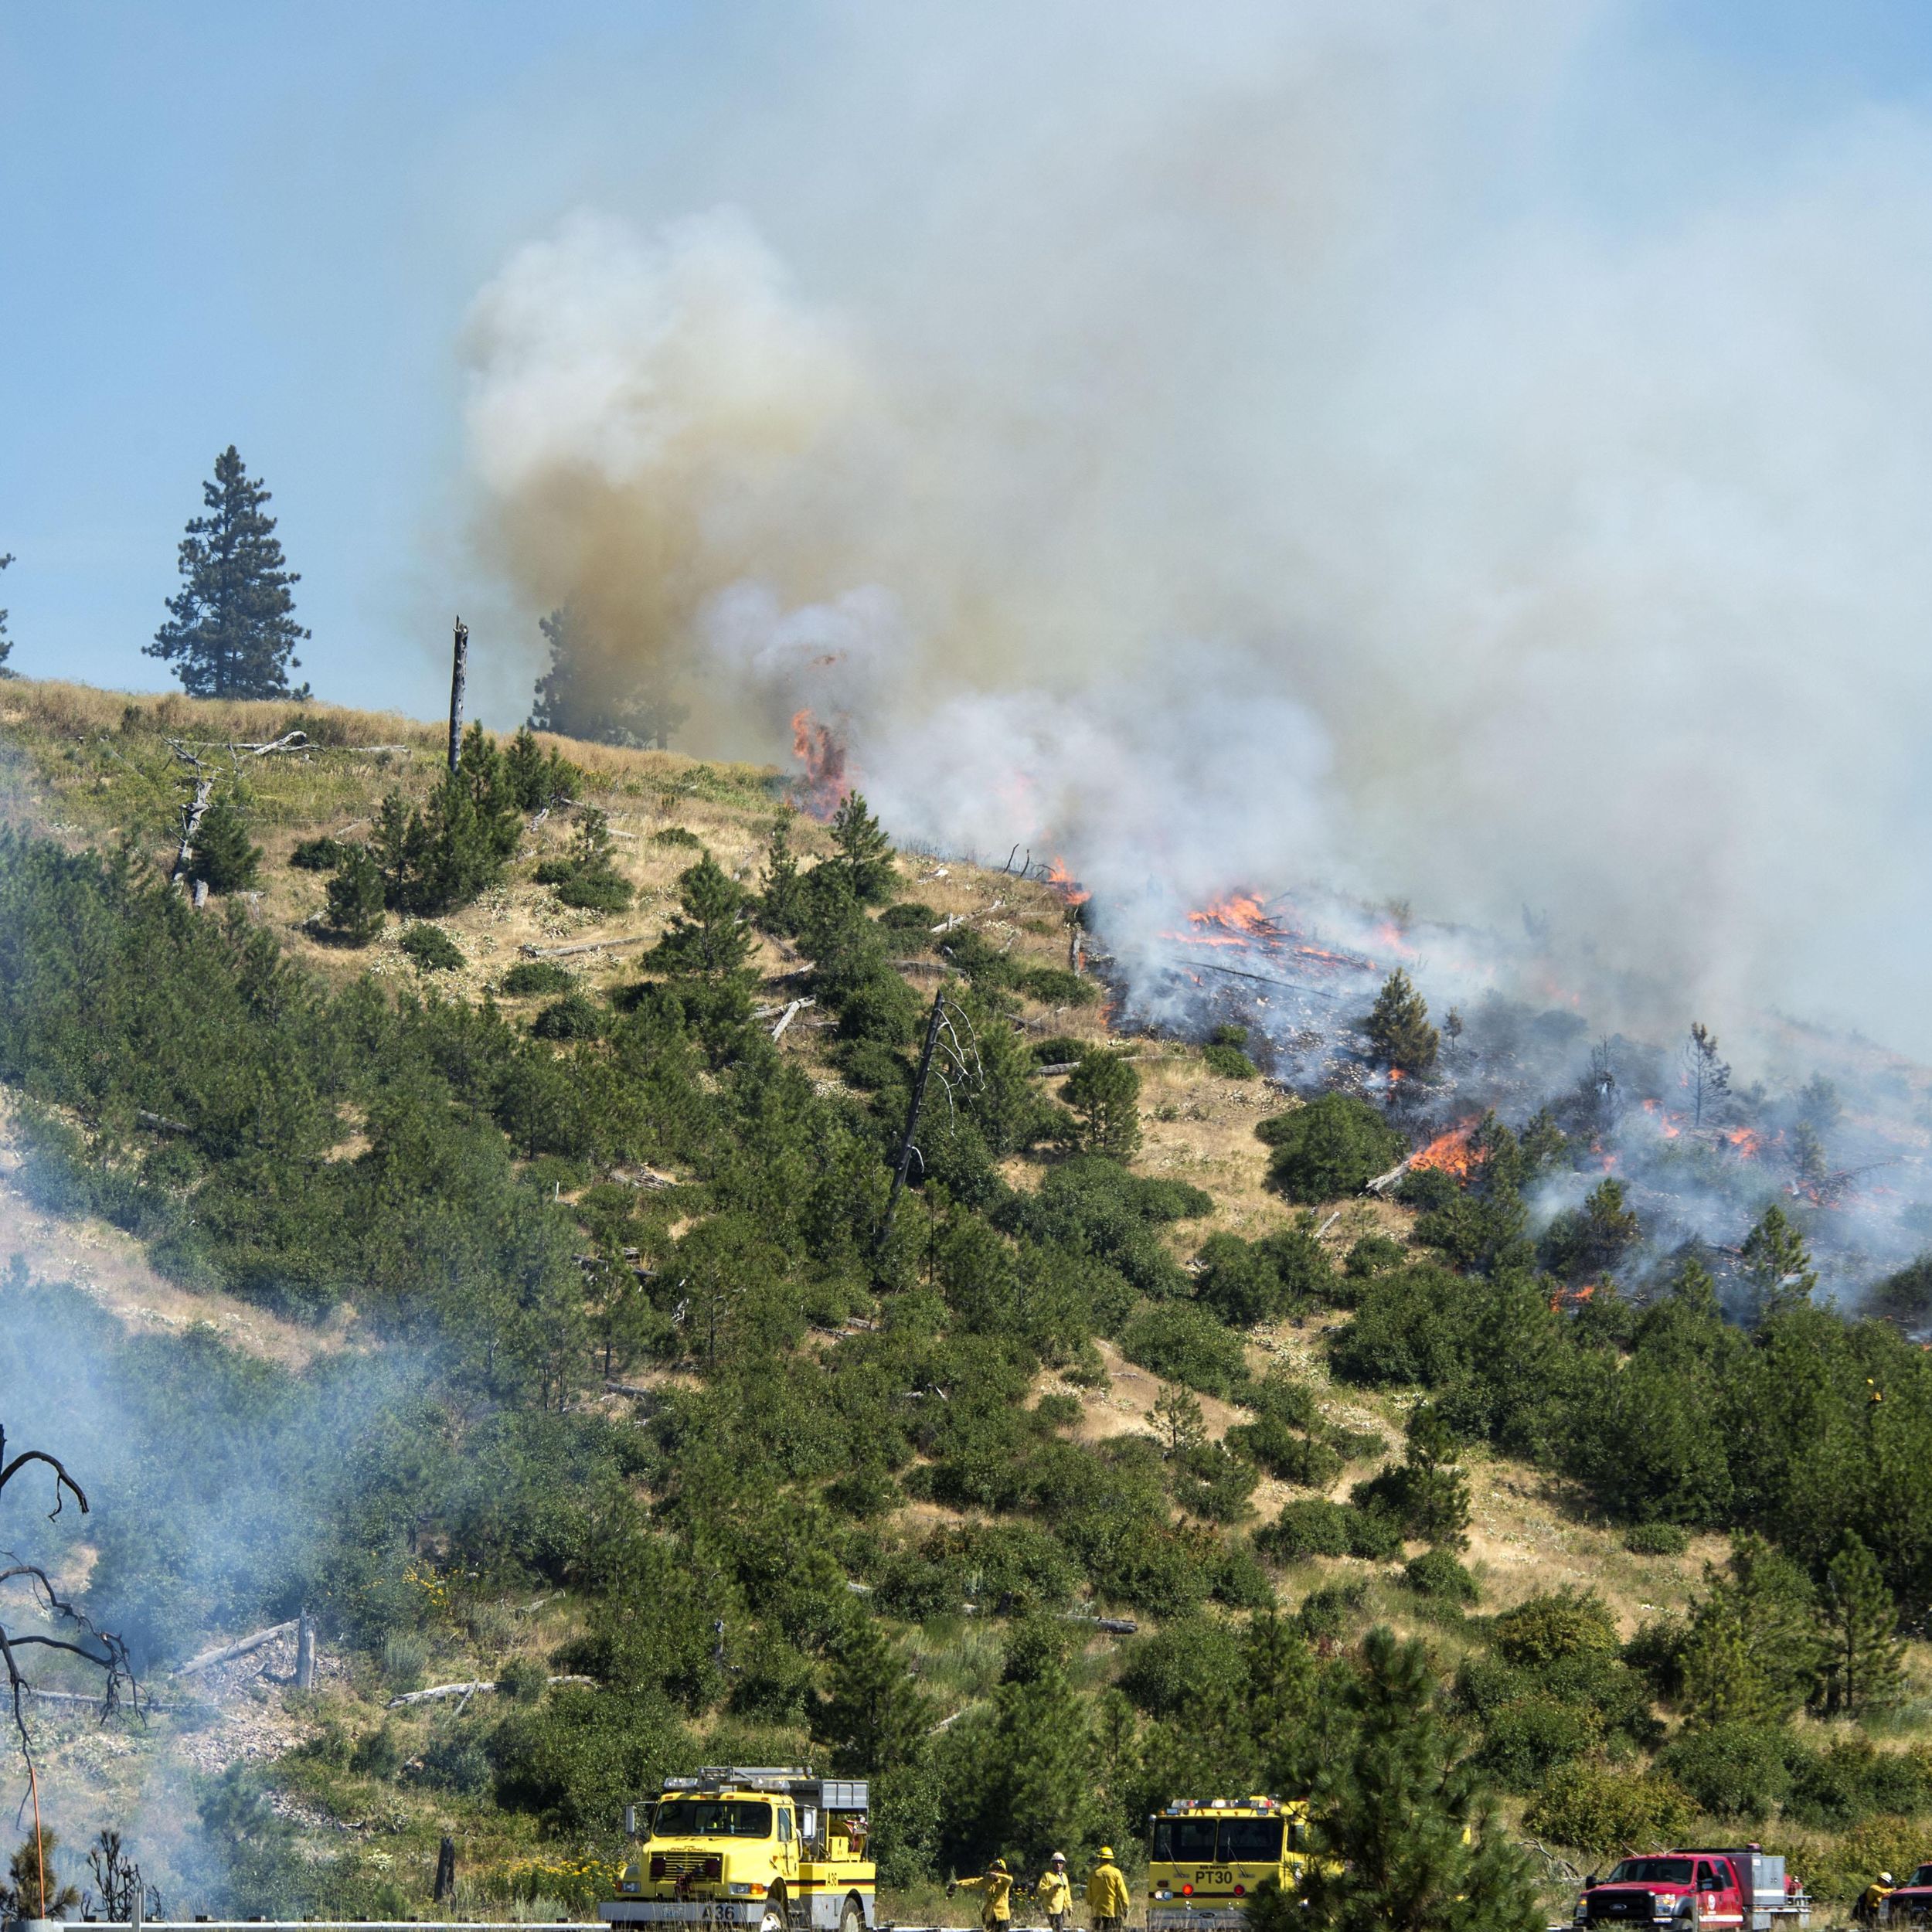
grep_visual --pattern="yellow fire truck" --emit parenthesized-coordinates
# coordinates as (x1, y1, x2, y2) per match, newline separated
(601, 1767, 876, 1932)
(1146, 1796, 1311, 1930)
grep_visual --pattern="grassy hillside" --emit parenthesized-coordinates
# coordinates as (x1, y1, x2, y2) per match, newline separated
(0, 679, 1926, 1931)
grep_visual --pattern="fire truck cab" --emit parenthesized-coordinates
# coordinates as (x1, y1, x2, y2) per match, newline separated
(1146, 1796, 1311, 1931)
(601, 1767, 874, 1932)
(1573, 1846, 1808, 1927)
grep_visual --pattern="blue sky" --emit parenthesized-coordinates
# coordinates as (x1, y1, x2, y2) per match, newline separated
(2, 1, 1930, 726)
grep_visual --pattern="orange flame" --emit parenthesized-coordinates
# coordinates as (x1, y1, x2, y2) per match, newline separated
(790, 708, 851, 820)
(1412, 1120, 1484, 1179)
(1175, 891, 1290, 948)
(1046, 855, 1091, 907)
(1551, 1282, 1599, 1311)
(1725, 1126, 1764, 1158)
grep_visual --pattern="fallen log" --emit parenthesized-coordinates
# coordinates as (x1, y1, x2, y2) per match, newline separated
(20, 1684, 175, 1713)
(1032, 1061, 1080, 1077)
(519, 933, 655, 960)
(386, 1674, 596, 1709)
(770, 997, 815, 1040)
(137, 1108, 192, 1135)
(1364, 1153, 1417, 1196)
(175, 1619, 298, 1678)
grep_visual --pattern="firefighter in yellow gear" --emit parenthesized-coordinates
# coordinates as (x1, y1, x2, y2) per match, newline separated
(1087, 1848, 1131, 1932)
(1036, 1854, 1073, 1932)
(951, 1858, 1015, 1930)
(1855, 1873, 1894, 1926)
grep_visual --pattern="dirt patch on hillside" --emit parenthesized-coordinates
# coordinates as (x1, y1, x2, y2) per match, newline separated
(0, 1095, 345, 1369)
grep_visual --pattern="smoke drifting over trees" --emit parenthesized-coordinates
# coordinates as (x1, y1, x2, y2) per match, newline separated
(460, 1, 1932, 1055)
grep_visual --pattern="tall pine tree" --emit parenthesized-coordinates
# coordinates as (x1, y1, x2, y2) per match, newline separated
(148, 448, 310, 698)
(818, 1615, 932, 1774)
(531, 603, 689, 749)
(829, 791, 896, 903)
(1364, 969, 1439, 1075)
(0, 551, 14, 675)
(1270, 1628, 1542, 1932)
(1819, 1531, 1903, 1716)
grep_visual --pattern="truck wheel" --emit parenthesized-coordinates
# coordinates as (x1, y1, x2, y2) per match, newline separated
(761, 1887, 788, 1932)
(840, 1896, 866, 1932)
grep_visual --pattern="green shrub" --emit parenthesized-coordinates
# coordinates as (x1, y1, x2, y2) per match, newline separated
(1345, 1232, 1406, 1277)
(501, 961, 575, 997)
(1212, 1542, 1276, 1609)
(1475, 1689, 1600, 1791)
(1296, 1580, 1364, 1643)
(1260, 1094, 1406, 1202)
(413, 1729, 492, 1794)
(400, 923, 465, 972)
(1016, 966, 1100, 1008)
(1782, 1735, 1932, 1828)
(1404, 1548, 1478, 1604)
(532, 994, 605, 1041)
(290, 834, 352, 871)
(495, 1655, 549, 1702)
(1493, 1590, 1620, 1668)
(652, 825, 702, 848)
(1230, 1417, 1343, 1489)
(1033, 1036, 1089, 1065)
(556, 869, 633, 912)
(1202, 1042, 1257, 1079)
(1119, 1301, 1249, 1398)
(1658, 1722, 1792, 1820)
(1522, 1760, 1697, 1856)
(1256, 1499, 1399, 1563)
(1624, 1521, 1689, 1556)
(350, 1723, 403, 1780)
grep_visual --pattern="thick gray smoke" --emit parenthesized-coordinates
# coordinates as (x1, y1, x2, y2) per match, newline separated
(462, 1, 1932, 1056)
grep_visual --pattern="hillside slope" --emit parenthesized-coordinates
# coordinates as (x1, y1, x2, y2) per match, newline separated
(0, 680, 1925, 1932)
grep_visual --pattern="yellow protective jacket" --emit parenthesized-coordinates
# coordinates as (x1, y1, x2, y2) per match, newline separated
(957, 1871, 1015, 1926)
(1037, 1871, 1073, 1917)
(1087, 1864, 1131, 1917)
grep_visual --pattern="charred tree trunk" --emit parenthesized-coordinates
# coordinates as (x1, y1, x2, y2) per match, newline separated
(876, 988, 947, 1256)
(294, 1609, 316, 1690)
(447, 617, 469, 773)
(434, 1835, 457, 1904)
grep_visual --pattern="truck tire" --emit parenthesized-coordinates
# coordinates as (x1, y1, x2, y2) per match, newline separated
(761, 1886, 788, 1932)
(840, 1895, 866, 1932)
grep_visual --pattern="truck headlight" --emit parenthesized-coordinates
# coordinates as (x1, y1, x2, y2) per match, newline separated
(730, 1886, 754, 1896)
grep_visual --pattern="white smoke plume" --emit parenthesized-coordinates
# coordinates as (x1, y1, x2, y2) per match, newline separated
(461, 1, 1932, 1057)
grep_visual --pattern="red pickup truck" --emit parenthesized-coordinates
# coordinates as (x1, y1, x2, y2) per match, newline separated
(1573, 1846, 1808, 1927)
(1881, 1863, 1932, 1922)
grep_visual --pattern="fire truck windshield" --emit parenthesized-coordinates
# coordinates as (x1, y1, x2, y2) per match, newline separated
(1151, 1818, 1284, 1864)
(652, 1801, 774, 1839)
(1606, 1859, 1695, 1886)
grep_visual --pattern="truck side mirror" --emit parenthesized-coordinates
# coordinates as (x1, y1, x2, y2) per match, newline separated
(625, 1806, 640, 1838)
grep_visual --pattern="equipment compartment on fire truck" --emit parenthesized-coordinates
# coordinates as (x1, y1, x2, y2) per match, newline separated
(602, 1767, 874, 1932)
